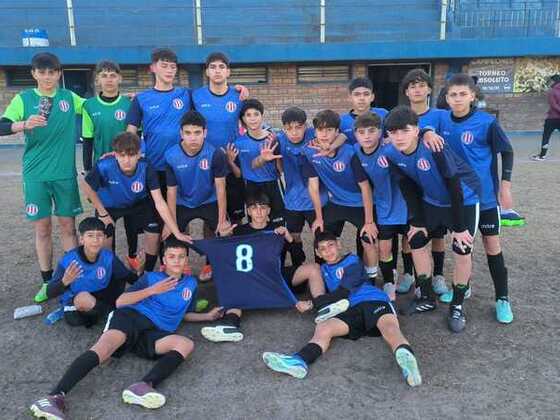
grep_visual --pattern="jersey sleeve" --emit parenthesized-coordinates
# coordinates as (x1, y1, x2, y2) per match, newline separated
(339, 260, 366, 290)
(432, 147, 459, 179)
(211, 149, 228, 178)
(301, 158, 318, 178)
(2, 94, 24, 122)
(71, 92, 85, 115)
(126, 97, 143, 127)
(81, 106, 94, 138)
(126, 273, 149, 292)
(85, 164, 103, 191)
(147, 165, 161, 190)
(488, 120, 514, 181)
(350, 154, 368, 183)
(164, 165, 178, 187)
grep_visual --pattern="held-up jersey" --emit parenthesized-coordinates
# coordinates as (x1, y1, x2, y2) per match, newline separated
(439, 110, 513, 210)
(85, 157, 160, 209)
(126, 88, 192, 170)
(354, 143, 407, 225)
(192, 232, 297, 310)
(165, 142, 228, 208)
(192, 86, 241, 149)
(235, 133, 279, 182)
(321, 254, 390, 306)
(340, 107, 389, 145)
(277, 128, 327, 211)
(302, 143, 368, 207)
(126, 271, 198, 332)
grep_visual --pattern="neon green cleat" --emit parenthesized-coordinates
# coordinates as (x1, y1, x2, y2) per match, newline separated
(34, 283, 48, 303)
(500, 210, 525, 227)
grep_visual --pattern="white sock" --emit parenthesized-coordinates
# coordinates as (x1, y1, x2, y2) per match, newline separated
(365, 266, 378, 278)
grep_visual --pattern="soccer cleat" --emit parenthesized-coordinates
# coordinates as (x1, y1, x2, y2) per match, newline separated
(126, 256, 142, 272)
(262, 352, 308, 379)
(432, 275, 449, 295)
(530, 154, 546, 161)
(439, 286, 471, 304)
(403, 297, 436, 315)
(198, 264, 213, 282)
(397, 273, 414, 294)
(314, 299, 350, 323)
(122, 382, 166, 409)
(201, 325, 244, 342)
(383, 282, 397, 302)
(496, 299, 514, 324)
(30, 394, 66, 420)
(500, 209, 525, 227)
(448, 305, 466, 333)
(34, 283, 48, 304)
(395, 347, 422, 387)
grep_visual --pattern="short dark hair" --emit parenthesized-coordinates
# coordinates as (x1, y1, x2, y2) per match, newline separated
(95, 60, 120, 74)
(31, 53, 61, 71)
(112, 132, 140, 155)
(384, 105, 419, 132)
(78, 217, 106, 235)
(281, 107, 307, 125)
(151, 48, 178, 64)
(245, 190, 271, 208)
(205, 52, 230, 68)
(400, 68, 432, 94)
(240, 99, 264, 122)
(447, 73, 476, 91)
(313, 110, 340, 130)
(348, 77, 373, 93)
(163, 236, 189, 253)
(180, 110, 207, 129)
(314, 230, 338, 250)
(354, 112, 382, 131)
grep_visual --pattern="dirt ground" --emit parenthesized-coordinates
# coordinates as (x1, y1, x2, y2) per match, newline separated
(0, 136, 558, 419)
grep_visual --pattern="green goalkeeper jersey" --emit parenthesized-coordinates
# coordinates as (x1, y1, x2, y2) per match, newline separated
(2, 88, 84, 181)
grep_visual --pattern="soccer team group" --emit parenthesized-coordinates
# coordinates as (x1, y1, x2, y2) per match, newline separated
(0, 48, 524, 419)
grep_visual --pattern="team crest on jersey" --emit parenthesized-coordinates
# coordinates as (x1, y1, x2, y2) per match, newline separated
(182, 287, 192, 301)
(25, 203, 39, 216)
(58, 100, 70, 112)
(461, 131, 474, 145)
(333, 161, 346, 172)
(377, 155, 389, 168)
(96, 267, 106, 279)
(335, 267, 345, 279)
(417, 158, 431, 171)
(131, 181, 144, 193)
(225, 101, 237, 113)
(114, 109, 126, 121)
(173, 99, 184, 110)
(199, 159, 210, 170)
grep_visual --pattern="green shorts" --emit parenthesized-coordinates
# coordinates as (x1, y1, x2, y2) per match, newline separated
(23, 178, 83, 221)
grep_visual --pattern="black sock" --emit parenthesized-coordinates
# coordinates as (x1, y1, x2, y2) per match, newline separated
(379, 259, 395, 284)
(451, 283, 469, 307)
(296, 342, 323, 365)
(487, 253, 508, 300)
(222, 312, 241, 328)
(145, 253, 158, 272)
(51, 350, 99, 395)
(41, 270, 53, 283)
(288, 242, 306, 268)
(432, 251, 445, 276)
(142, 350, 184, 388)
(394, 343, 414, 355)
(416, 275, 433, 299)
(401, 252, 414, 276)
(391, 235, 399, 270)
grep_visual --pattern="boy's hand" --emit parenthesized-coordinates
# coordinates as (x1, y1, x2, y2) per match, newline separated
(99, 151, 117, 160)
(62, 261, 83, 286)
(235, 84, 250, 101)
(452, 230, 473, 253)
(222, 143, 239, 164)
(274, 226, 293, 243)
(360, 222, 378, 242)
(98, 214, 115, 229)
(217, 222, 237, 237)
(296, 300, 313, 313)
(25, 115, 47, 130)
(206, 306, 225, 321)
(422, 130, 445, 152)
(175, 232, 193, 244)
(308, 138, 334, 157)
(149, 276, 178, 295)
(312, 218, 324, 234)
(260, 139, 282, 162)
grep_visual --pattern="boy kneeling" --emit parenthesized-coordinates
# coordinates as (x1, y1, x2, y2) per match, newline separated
(262, 231, 421, 387)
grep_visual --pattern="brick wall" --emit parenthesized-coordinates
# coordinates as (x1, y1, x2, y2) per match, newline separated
(485, 93, 547, 131)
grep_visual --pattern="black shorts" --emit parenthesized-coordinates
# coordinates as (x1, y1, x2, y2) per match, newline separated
(478, 206, 500, 236)
(284, 209, 315, 233)
(424, 202, 479, 239)
(104, 308, 172, 360)
(335, 301, 396, 340)
(104, 199, 162, 235)
(177, 202, 219, 232)
(63, 300, 111, 327)
(245, 179, 285, 225)
(227, 174, 246, 221)
(323, 203, 365, 236)
(377, 224, 408, 241)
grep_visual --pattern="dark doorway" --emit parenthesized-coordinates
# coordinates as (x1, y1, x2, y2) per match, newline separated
(368, 64, 431, 110)
(62, 69, 93, 97)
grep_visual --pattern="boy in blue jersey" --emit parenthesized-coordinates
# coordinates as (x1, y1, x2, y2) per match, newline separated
(83, 132, 192, 272)
(30, 238, 225, 419)
(46, 218, 139, 328)
(262, 231, 421, 387)
(226, 99, 285, 225)
(302, 110, 379, 278)
(435, 74, 515, 323)
(339, 77, 389, 145)
(384, 106, 481, 332)
(353, 113, 434, 303)
(164, 110, 229, 267)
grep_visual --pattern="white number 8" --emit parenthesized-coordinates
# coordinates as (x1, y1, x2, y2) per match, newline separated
(235, 244, 253, 272)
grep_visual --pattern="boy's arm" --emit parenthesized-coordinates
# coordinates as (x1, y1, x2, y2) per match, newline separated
(184, 306, 225, 322)
(71, 92, 85, 115)
(81, 107, 94, 171)
(351, 155, 377, 238)
(151, 188, 192, 243)
(488, 120, 515, 209)
(45, 264, 69, 299)
(308, 176, 324, 232)
(164, 166, 178, 222)
(82, 168, 113, 226)
(433, 151, 467, 233)
(390, 163, 426, 227)
(125, 97, 142, 133)
(212, 149, 229, 229)
(1, 94, 47, 135)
